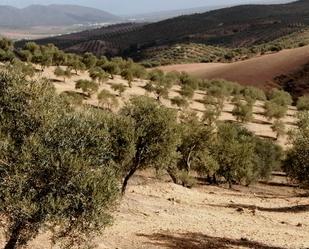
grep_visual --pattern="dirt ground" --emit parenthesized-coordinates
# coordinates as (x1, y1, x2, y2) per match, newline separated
(40, 66, 296, 147)
(3, 171, 308, 249)
(158, 45, 309, 89)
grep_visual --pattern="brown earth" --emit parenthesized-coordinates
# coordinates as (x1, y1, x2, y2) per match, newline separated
(159, 46, 309, 91)
(1, 171, 308, 249)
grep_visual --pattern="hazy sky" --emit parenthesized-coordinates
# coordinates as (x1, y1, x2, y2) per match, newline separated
(0, 0, 289, 14)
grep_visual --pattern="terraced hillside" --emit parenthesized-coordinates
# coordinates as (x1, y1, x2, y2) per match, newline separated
(28, 0, 309, 62)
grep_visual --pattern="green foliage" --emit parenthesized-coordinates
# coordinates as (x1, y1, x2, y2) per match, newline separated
(54, 67, 71, 82)
(0, 69, 119, 249)
(89, 67, 109, 84)
(171, 96, 189, 110)
(177, 170, 197, 188)
(271, 119, 286, 139)
(111, 83, 127, 96)
(103, 62, 120, 79)
(97, 89, 119, 110)
(75, 80, 99, 97)
(232, 100, 253, 123)
(82, 52, 97, 69)
(284, 112, 309, 187)
(180, 85, 195, 100)
(268, 89, 293, 106)
(241, 86, 266, 102)
(264, 101, 288, 120)
(146, 69, 174, 101)
(177, 112, 217, 176)
(60, 91, 84, 106)
(253, 138, 283, 180)
(119, 96, 180, 193)
(121, 69, 134, 87)
(297, 95, 309, 111)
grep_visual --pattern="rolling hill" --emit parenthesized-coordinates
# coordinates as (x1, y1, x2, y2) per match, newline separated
(29, 0, 309, 60)
(0, 4, 121, 28)
(159, 45, 309, 94)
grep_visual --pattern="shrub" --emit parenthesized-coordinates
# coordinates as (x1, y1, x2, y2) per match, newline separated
(75, 79, 99, 97)
(180, 85, 195, 99)
(232, 100, 253, 123)
(171, 96, 189, 110)
(97, 89, 118, 110)
(264, 101, 288, 120)
(267, 89, 292, 106)
(271, 119, 286, 140)
(297, 95, 309, 111)
(111, 83, 127, 96)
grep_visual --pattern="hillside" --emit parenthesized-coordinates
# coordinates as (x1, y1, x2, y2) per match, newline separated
(275, 62, 309, 99)
(2, 172, 308, 249)
(0, 4, 120, 28)
(159, 45, 309, 94)
(30, 0, 309, 59)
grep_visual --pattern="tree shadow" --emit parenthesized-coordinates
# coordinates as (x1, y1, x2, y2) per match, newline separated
(208, 203, 309, 213)
(137, 232, 286, 249)
(51, 78, 64, 83)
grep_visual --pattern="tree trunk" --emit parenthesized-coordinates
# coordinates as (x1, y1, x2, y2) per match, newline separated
(4, 222, 23, 249)
(167, 167, 178, 184)
(121, 166, 138, 195)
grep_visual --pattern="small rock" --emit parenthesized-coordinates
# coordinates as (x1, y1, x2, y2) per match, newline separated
(241, 237, 248, 242)
(236, 207, 244, 213)
(297, 223, 303, 227)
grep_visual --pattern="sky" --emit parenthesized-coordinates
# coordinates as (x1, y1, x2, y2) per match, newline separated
(0, 0, 289, 15)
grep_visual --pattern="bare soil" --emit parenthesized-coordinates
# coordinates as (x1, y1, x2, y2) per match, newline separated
(158, 46, 309, 90)
(2, 171, 308, 249)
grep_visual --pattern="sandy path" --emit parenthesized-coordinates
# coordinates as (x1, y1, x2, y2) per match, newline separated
(159, 45, 309, 89)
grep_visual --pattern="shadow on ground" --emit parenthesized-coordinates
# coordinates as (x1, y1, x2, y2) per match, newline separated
(208, 203, 309, 213)
(137, 232, 286, 249)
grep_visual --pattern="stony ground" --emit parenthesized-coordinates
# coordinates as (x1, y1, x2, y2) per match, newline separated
(9, 171, 308, 249)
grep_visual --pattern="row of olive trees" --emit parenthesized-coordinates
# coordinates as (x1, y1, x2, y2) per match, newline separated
(1, 65, 308, 249)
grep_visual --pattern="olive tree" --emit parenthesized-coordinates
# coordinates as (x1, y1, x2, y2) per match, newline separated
(171, 96, 189, 110)
(0, 70, 119, 249)
(75, 79, 99, 97)
(97, 89, 119, 110)
(119, 96, 180, 193)
(297, 95, 309, 111)
(172, 112, 217, 185)
(232, 100, 253, 123)
(213, 123, 256, 188)
(111, 83, 126, 96)
(271, 119, 286, 140)
(54, 67, 71, 82)
(283, 112, 309, 187)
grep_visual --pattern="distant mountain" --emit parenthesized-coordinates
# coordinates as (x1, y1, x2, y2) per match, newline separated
(124, 0, 292, 22)
(124, 5, 225, 22)
(0, 4, 121, 28)
(28, 0, 309, 60)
